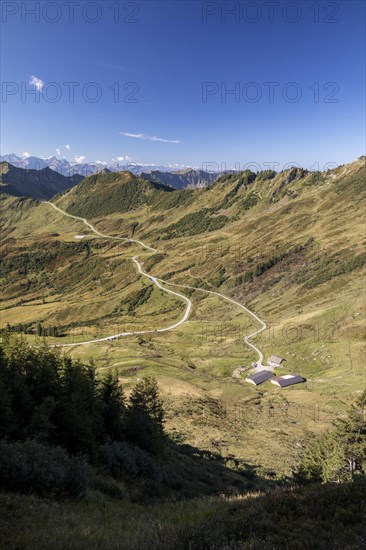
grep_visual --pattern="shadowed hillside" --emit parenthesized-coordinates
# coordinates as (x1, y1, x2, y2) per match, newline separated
(0, 162, 83, 200)
(0, 339, 365, 549)
(1, 480, 365, 549)
(140, 168, 222, 189)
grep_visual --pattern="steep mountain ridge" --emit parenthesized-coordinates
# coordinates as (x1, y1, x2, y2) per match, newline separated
(54, 170, 174, 217)
(0, 154, 112, 177)
(140, 168, 221, 189)
(0, 162, 83, 200)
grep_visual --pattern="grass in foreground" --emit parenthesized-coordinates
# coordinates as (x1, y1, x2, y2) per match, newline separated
(0, 480, 365, 549)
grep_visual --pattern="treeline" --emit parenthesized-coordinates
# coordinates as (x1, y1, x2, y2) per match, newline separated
(209, 266, 226, 288)
(121, 285, 154, 315)
(242, 192, 260, 210)
(296, 391, 366, 482)
(162, 208, 228, 239)
(304, 252, 366, 289)
(1, 322, 34, 335)
(216, 170, 256, 187)
(35, 323, 63, 337)
(236, 244, 305, 285)
(0, 241, 90, 277)
(304, 171, 325, 187)
(143, 253, 167, 271)
(2, 323, 65, 338)
(256, 169, 277, 181)
(220, 171, 257, 208)
(0, 335, 165, 464)
(153, 188, 195, 210)
(0, 337, 258, 501)
(216, 169, 276, 187)
(0, 337, 364, 504)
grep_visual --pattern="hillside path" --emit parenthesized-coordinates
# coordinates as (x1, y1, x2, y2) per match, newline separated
(45, 202, 266, 364)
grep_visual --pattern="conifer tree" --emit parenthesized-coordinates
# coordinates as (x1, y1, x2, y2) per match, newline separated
(297, 391, 366, 482)
(125, 377, 165, 455)
(0, 347, 16, 437)
(336, 390, 366, 478)
(99, 371, 126, 442)
(56, 358, 102, 462)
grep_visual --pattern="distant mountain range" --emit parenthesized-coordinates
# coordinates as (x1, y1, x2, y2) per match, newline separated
(0, 154, 119, 178)
(0, 154, 232, 190)
(0, 162, 83, 200)
(0, 154, 199, 178)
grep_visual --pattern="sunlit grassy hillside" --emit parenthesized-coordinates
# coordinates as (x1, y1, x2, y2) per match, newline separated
(1, 157, 365, 475)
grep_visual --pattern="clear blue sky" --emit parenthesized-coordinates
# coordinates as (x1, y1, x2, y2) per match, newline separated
(1, 0, 365, 170)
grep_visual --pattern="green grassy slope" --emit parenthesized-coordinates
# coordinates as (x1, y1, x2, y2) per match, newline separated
(54, 170, 174, 217)
(1, 157, 365, 475)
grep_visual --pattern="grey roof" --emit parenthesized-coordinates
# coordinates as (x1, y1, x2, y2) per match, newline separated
(271, 374, 306, 388)
(268, 355, 285, 364)
(245, 370, 273, 386)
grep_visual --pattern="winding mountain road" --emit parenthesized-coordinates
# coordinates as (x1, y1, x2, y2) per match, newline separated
(47, 202, 157, 252)
(45, 201, 266, 364)
(158, 280, 266, 366)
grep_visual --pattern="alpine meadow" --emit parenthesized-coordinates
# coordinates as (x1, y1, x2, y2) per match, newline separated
(0, 1, 365, 549)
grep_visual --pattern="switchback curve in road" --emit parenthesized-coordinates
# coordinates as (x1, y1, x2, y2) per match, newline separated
(45, 201, 266, 364)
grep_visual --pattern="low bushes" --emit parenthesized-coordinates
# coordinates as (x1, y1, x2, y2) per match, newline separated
(163, 209, 229, 238)
(0, 439, 91, 497)
(242, 192, 259, 210)
(121, 285, 154, 314)
(256, 169, 276, 181)
(304, 252, 366, 289)
(100, 441, 162, 481)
